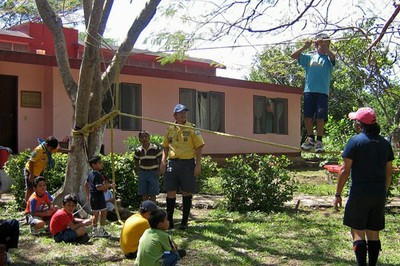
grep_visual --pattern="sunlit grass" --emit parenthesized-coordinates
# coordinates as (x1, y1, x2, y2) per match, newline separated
(1, 167, 399, 265)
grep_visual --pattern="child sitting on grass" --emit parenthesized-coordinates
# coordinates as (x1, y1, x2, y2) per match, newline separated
(50, 194, 92, 243)
(135, 209, 186, 266)
(25, 176, 58, 235)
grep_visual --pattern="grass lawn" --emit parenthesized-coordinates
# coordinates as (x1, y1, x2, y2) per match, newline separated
(1, 169, 399, 265)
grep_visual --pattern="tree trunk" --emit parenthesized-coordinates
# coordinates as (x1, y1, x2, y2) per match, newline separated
(36, 0, 162, 209)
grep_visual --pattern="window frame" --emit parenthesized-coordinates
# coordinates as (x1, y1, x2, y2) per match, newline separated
(253, 95, 288, 135)
(179, 88, 225, 132)
(102, 82, 142, 131)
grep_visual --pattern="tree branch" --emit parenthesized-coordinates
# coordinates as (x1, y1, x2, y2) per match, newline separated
(82, 0, 92, 28)
(35, 0, 78, 103)
(101, 0, 162, 92)
(367, 3, 400, 51)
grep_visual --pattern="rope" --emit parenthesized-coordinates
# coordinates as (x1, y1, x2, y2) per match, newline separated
(72, 109, 120, 137)
(118, 111, 345, 154)
(110, 114, 123, 224)
(72, 109, 343, 220)
(72, 109, 343, 154)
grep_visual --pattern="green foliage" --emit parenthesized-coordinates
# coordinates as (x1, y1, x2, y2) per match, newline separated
(4, 150, 30, 209)
(249, 20, 400, 141)
(43, 153, 68, 195)
(4, 150, 68, 210)
(322, 115, 354, 161)
(296, 183, 335, 196)
(101, 153, 141, 209)
(0, 1, 82, 28)
(124, 134, 164, 152)
(219, 154, 296, 212)
(388, 157, 400, 198)
(197, 156, 220, 194)
(248, 45, 304, 87)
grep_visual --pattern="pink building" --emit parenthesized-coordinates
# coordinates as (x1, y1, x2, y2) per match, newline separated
(0, 22, 302, 157)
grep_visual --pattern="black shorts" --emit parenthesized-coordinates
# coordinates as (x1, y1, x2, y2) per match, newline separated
(343, 195, 386, 231)
(24, 168, 39, 189)
(90, 192, 107, 211)
(163, 159, 196, 193)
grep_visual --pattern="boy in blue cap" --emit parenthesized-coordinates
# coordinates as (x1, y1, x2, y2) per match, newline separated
(160, 104, 205, 230)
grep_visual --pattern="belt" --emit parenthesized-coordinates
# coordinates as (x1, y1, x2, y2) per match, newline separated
(169, 158, 194, 161)
(140, 168, 158, 171)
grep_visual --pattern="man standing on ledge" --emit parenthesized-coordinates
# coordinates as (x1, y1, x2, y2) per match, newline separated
(160, 104, 205, 230)
(291, 33, 336, 153)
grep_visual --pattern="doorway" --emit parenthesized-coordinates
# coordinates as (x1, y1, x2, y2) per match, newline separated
(0, 75, 18, 152)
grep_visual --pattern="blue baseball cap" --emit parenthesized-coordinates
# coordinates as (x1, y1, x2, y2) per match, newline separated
(173, 104, 189, 113)
(139, 200, 158, 212)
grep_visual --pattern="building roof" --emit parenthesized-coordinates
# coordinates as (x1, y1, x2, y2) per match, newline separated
(0, 28, 32, 39)
(78, 40, 225, 69)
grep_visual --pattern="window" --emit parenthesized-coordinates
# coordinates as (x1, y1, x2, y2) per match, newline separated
(179, 88, 225, 132)
(103, 83, 142, 131)
(253, 96, 288, 134)
(0, 42, 28, 52)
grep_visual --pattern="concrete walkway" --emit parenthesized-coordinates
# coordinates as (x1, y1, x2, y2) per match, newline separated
(2, 192, 399, 211)
(156, 193, 400, 209)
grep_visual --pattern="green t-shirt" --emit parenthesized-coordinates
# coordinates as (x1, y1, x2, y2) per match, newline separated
(135, 228, 173, 266)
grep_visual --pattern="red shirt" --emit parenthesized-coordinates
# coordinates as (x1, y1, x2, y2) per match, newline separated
(50, 209, 74, 236)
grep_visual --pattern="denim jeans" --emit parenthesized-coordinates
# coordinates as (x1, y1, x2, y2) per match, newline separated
(162, 251, 180, 266)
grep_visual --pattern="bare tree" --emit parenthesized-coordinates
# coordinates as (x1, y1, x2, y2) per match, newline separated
(34, 0, 161, 207)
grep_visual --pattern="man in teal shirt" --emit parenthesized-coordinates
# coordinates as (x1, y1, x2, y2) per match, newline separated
(291, 33, 336, 153)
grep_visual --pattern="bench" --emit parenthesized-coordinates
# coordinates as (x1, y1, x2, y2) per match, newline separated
(323, 164, 341, 183)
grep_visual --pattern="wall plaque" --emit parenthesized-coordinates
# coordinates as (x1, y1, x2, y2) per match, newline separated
(21, 91, 41, 108)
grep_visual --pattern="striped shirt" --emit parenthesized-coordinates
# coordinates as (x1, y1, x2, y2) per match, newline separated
(134, 143, 162, 170)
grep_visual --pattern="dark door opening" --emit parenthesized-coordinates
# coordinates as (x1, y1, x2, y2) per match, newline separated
(0, 75, 18, 153)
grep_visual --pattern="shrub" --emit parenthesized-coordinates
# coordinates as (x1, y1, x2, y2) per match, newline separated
(4, 150, 68, 210)
(219, 154, 296, 213)
(4, 150, 30, 209)
(124, 134, 164, 152)
(197, 156, 220, 194)
(101, 153, 141, 209)
(4, 145, 222, 211)
(388, 157, 400, 198)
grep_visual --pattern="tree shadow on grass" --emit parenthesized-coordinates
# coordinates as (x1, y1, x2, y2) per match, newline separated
(13, 232, 125, 265)
(176, 210, 358, 266)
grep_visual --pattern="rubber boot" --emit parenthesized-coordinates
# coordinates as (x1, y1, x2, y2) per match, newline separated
(166, 197, 176, 229)
(179, 195, 192, 230)
(367, 240, 381, 266)
(353, 240, 367, 266)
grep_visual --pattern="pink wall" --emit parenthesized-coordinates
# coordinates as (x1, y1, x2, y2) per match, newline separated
(99, 75, 302, 154)
(0, 61, 50, 150)
(1, 61, 301, 155)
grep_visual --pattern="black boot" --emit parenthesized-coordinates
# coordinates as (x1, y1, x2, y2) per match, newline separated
(166, 197, 176, 229)
(179, 195, 192, 230)
(353, 240, 367, 266)
(367, 240, 381, 266)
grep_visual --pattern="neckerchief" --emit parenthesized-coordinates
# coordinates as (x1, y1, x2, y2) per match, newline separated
(37, 138, 54, 169)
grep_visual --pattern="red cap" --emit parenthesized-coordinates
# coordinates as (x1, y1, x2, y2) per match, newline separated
(348, 107, 376, 125)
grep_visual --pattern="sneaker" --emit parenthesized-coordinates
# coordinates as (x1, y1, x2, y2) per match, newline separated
(178, 223, 188, 230)
(301, 137, 316, 151)
(95, 227, 111, 238)
(76, 233, 90, 244)
(30, 225, 39, 236)
(6, 252, 10, 265)
(168, 220, 174, 230)
(91, 227, 98, 237)
(315, 140, 324, 153)
(177, 249, 187, 259)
